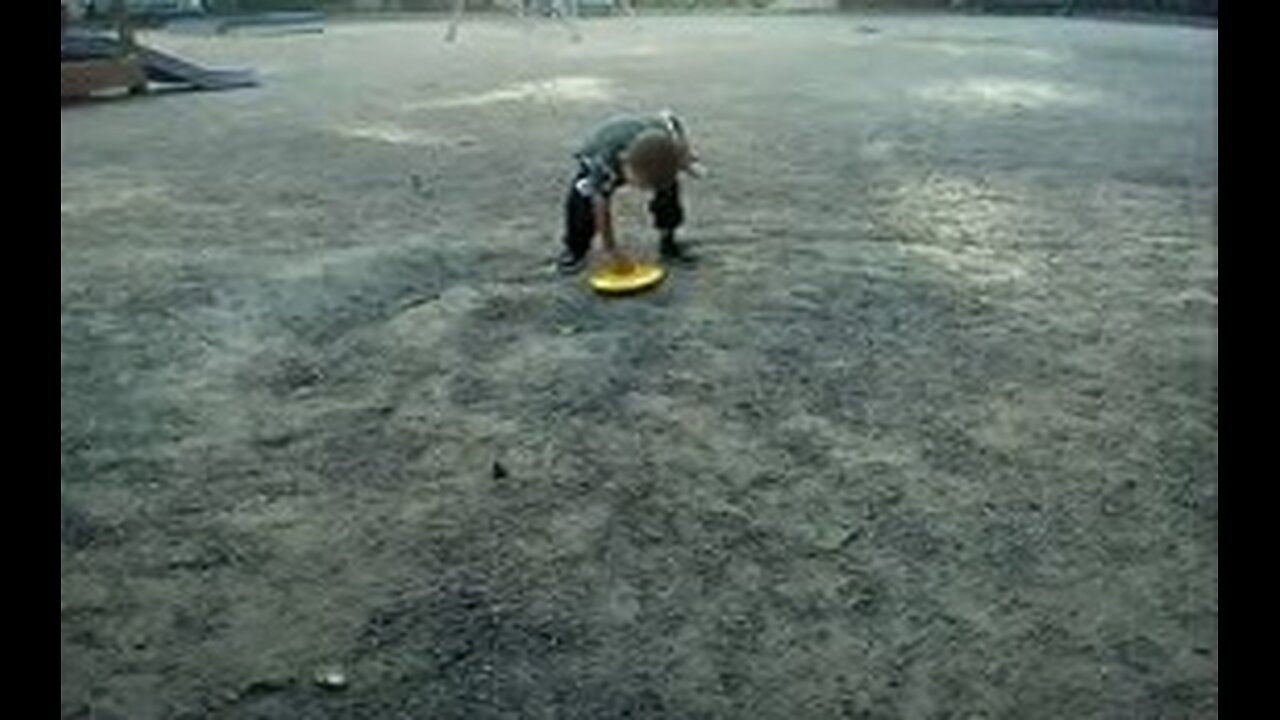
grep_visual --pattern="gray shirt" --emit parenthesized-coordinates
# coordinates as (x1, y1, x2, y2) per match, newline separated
(573, 112, 685, 198)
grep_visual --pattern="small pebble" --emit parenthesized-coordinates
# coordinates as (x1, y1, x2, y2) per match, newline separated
(313, 666, 348, 691)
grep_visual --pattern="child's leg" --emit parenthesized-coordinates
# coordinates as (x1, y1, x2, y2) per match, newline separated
(648, 180, 684, 234)
(650, 181, 695, 261)
(562, 178, 595, 261)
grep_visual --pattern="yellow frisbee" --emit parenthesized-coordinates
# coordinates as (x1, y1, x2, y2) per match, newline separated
(587, 260, 666, 295)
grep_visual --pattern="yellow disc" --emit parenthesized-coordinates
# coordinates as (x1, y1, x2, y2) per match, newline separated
(588, 261, 667, 295)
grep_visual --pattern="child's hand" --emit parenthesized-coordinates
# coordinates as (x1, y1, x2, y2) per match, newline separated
(674, 131, 704, 178)
(604, 248, 634, 273)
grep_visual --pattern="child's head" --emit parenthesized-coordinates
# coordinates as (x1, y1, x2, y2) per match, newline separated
(622, 130, 682, 191)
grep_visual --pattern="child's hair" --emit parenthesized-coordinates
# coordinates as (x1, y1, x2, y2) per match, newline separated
(624, 130, 682, 190)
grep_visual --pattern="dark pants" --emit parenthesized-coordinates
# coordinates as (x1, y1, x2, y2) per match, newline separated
(562, 169, 684, 259)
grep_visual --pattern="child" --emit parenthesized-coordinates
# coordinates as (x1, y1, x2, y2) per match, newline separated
(558, 110, 702, 273)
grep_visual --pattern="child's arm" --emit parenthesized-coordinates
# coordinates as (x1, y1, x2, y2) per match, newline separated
(664, 110, 706, 178)
(593, 194, 620, 257)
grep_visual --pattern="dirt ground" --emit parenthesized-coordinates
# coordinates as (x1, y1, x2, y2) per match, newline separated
(61, 12, 1217, 719)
